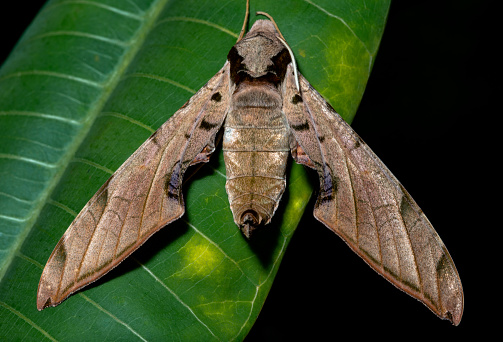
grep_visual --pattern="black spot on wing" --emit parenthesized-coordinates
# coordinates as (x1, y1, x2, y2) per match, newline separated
(228, 46, 244, 84)
(291, 121, 310, 131)
(199, 118, 219, 131)
(270, 48, 291, 82)
(211, 92, 222, 102)
(399, 195, 411, 218)
(399, 187, 423, 218)
(53, 244, 67, 267)
(436, 252, 450, 274)
(148, 129, 158, 140)
(353, 138, 361, 149)
(325, 100, 338, 114)
(291, 94, 303, 104)
(148, 129, 160, 146)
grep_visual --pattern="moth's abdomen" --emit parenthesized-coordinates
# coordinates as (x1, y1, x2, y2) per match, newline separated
(223, 101, 289, 238)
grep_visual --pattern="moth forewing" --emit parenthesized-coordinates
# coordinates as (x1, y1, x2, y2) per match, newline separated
(37, 63, 231, 310)
(283, 66, 463, 324)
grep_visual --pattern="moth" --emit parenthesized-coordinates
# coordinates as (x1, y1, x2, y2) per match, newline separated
(37, 0, 463, 325)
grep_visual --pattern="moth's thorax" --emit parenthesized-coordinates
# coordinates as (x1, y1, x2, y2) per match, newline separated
(232, 81, 281, 110)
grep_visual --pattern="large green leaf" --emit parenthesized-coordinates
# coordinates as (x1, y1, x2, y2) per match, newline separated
(0, 0, 389, 340)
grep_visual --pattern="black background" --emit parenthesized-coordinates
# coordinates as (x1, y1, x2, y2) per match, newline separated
(1, 0, 492, 339)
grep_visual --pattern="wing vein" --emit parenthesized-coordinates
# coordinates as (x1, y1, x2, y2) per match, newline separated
(72, 207, 102, 290)
(138, 143, 168, 242)
(352, 156, 383, 268)
(393, 192, 423, 295)
(344, 154, 359, 248)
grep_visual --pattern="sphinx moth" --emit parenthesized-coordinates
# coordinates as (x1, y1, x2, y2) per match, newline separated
(37, 0, 463, 325)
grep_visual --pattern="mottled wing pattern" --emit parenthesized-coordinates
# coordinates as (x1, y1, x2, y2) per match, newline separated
(283, 65, 463, 325)
(37, 63, 231, 310)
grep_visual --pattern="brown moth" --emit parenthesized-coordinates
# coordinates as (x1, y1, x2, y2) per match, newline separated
(37, 0, 463, 325)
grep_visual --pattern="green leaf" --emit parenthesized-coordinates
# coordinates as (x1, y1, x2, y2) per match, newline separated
(0, 0, 389, 340)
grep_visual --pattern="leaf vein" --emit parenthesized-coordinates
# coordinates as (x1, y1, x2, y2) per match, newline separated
(303, 0, 371, 56)
(44, 0, 144, 20)
(47, 199, 79, 217)
(0, 301, 58, 342)
(79, 294, 148, 342)
(71, 157, 114, 175)
(0, 70, 102, 88)
(186, 221, 256, 286)
(158, 16, 238, 39)
(100, 111, 155, 133)
(0, 192, 33, 204)
(233, 236, 288, 340)
(26, 31, 129, 47)
(16, 252, 44, 269)
(0, 110, 81, 125)
(123, 72, 196, 94)
(209, 165, 227, 179)
(134, 258, 220, 341)
(0, 153, 57, 169)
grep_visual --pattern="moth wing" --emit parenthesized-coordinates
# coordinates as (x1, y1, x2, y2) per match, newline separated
(37, 63, 231, 310)
(283, 65, 463, 325)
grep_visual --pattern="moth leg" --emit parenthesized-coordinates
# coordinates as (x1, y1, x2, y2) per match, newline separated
(189, 143, 216, 166)
(290, 140, 316, 169)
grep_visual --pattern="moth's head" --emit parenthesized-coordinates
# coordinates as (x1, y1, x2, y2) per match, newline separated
(228, 20, 291, 85)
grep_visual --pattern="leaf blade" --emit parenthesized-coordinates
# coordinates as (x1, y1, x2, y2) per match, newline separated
(0, 0, 390, 340)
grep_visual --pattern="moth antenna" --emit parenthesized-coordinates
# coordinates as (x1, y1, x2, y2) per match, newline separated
(237, 0, 250, 42)
(256, 11, 300, 91)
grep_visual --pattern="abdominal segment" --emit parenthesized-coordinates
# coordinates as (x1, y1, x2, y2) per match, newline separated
(223, 103, 290, 237)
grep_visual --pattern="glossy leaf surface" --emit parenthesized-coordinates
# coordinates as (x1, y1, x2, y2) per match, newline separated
(0, 0, 389, 340)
